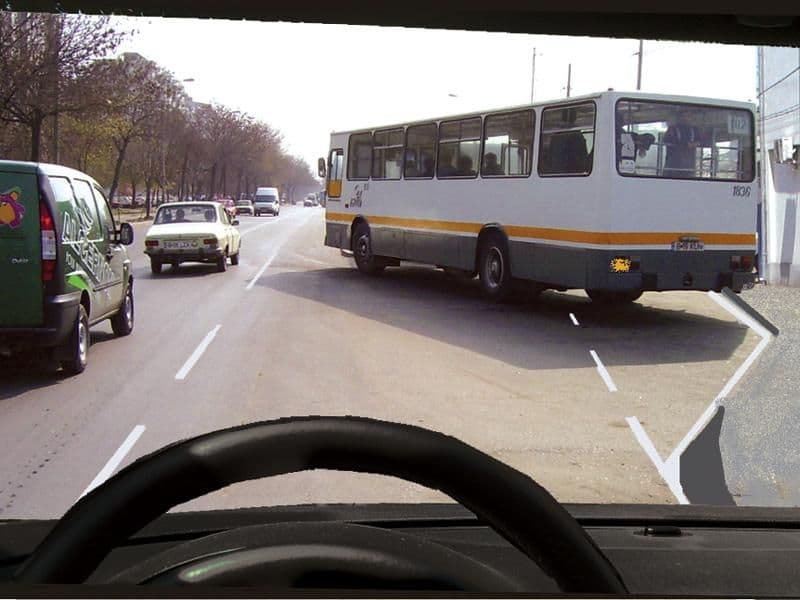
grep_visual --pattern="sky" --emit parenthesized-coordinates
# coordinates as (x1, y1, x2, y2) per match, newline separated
(113, 17, 759, 172)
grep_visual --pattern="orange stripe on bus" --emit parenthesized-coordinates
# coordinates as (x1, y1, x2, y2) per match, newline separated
(324, 212, 755, 246)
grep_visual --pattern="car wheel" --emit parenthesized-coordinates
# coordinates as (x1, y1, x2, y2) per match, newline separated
(61, 305, 89, 375)
(231, 251, 240, 266)
(217, 252, 228, 272)
(150, 259, 162, 275)
(478, 231, 513, 302)
(110, 284, 134, 336)
(352, 222, 386, 275)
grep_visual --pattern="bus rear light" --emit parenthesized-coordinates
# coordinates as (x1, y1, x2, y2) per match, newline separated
(730, 255, 754, 271)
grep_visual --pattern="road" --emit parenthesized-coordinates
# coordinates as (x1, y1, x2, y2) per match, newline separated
(0, 204, 766, 518)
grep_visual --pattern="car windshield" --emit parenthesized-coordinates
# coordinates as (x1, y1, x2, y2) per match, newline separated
(0, 11, 797, 529)
(155, 205, 218, 224)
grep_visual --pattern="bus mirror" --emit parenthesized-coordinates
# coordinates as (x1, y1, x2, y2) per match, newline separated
(318, 157, 326, 178)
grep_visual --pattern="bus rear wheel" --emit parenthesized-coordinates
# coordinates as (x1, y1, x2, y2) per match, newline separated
(478, 232, 512, 301)
(586, 289, 643, 304)
(352, 223, 386, 275)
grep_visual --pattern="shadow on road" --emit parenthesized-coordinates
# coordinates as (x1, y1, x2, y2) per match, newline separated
(258, 265, 750, 371)
(134, 263, 224, 280)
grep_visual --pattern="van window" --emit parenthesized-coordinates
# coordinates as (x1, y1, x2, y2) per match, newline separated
(71, 179, 103, 239)
(92, 184, 116, 239)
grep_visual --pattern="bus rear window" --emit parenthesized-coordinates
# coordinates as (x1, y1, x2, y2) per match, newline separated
(615, 100, 754, 182)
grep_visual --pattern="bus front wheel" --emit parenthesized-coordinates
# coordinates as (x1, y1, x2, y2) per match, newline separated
(478, 232, 512, 301)
(586, 289, 643, 304)
(352, 223, 386, 275)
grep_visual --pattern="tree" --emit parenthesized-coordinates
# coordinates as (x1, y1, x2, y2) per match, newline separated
(101, 52, 182, 203)
(0, 12, 125, 161)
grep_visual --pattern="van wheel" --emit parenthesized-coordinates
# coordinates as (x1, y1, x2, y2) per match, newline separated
(586, 289, 643, 304)
(217, 251, 228, 272)
(110, 285, 134, 336)
(61, 305, 89, 375)
(231, 251, 240, 266)
(352, 222, 385, 275)
(150, 259, 162, 274)
(478, 232, 512, 301)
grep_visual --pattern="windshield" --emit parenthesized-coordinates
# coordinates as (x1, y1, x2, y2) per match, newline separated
(616, 100, 755, 181)
(155, 205, 218, 224)
(0, 12, 797, 526)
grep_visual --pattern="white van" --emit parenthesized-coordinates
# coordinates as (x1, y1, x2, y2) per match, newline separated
(253, 187, 280, 217)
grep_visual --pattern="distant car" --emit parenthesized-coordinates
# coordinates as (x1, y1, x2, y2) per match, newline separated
(235, 199, 254, 216)
(254, 187, 280, 216)
(144, 202, 241, 274)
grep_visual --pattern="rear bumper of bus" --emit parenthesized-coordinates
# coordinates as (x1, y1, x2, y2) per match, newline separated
(584, 249, 756, 293)
(0, 292, 80, 353)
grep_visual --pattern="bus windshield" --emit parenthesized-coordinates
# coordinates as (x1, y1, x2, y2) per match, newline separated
(615, 99, 754, 182)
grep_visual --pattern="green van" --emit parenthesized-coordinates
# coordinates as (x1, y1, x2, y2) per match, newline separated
(0, 161, 135, 374)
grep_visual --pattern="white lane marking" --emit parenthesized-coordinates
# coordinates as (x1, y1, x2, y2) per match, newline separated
(246, 211, 315, 291)
(589, 349, 617, 392)
(627, 291, 774, 505)
(175, 325, 221, 380)
(569, 312, 580, 326)
(78, 425, 146, 500)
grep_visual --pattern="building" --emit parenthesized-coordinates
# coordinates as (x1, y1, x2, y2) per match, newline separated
(758, 47, 800, 285)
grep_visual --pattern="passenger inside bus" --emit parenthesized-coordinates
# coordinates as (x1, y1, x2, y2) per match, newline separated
(420, 156, 435, 177)
(547, 131, 591, 174)
(438, 149, 458, 177)
(663, 110, 702, 178)
(483, 152, 504, 175)
(457, 155, 476, 176)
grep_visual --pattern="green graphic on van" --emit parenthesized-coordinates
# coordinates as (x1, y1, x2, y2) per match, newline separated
(0, 187, 25, 229)
(61, 209, 115, 286)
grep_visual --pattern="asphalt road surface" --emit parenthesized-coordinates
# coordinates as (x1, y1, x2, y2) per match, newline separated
(0, 204, 770, 518)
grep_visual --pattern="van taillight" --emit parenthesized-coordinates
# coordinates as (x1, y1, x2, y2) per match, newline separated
(40, 202, 57, 281)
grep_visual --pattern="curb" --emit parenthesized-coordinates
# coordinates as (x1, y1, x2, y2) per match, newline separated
(721, 286, 779, 336)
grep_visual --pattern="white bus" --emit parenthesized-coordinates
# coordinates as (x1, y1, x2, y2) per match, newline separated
(319, 91, 757, 303)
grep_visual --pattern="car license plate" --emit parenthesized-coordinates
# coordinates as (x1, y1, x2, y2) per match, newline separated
(671, 238, 704, 251)
(164, 240, 194, 249)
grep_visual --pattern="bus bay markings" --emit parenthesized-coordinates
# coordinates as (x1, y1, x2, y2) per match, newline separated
(175, 325, 222, 380)
(589, 349, 617, 392)
(626, 291, 774, 505)
(77, 425, 146, 500)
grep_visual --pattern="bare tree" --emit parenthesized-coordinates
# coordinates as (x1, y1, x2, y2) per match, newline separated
(0, 12, 125, 161)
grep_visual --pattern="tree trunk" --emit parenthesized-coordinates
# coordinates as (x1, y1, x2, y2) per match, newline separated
(29, 114, 44, 162)
(145, 180, 152, 219)
(179, 150, 188, 201)
(209, 162, 217, 200)
(221, 163, 227, 197)
(131, 182, 137, 208)
(108, 137, 130, 201)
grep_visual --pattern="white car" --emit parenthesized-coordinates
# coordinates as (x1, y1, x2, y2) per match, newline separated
(144, 202, 242, 274)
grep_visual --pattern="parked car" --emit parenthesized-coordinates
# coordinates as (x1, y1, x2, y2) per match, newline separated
(144, 202, 241, 274)
(253, 187, 280, 216)
(235, 199, 254, 216)
(0, 160, 135, 375)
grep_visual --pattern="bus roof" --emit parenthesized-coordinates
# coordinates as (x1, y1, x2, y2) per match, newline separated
(328, 90, 756, 137)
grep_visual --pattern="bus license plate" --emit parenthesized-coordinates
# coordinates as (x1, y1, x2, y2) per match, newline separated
(672, 239, 704, 251)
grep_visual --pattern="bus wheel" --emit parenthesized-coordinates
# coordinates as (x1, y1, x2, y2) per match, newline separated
(478, 232, 512, 301)
(352, 223, 385, 275)
(586, 289, 643, 304)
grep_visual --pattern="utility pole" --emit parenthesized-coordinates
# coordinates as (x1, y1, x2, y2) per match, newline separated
(566, 63, 571, 98)
(530, 47, 536, 103)
(636, 40, 643, 90)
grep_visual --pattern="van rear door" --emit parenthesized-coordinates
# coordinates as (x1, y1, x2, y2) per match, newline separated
(0, 164, 43, 326)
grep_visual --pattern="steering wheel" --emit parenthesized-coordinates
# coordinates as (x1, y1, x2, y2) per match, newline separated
(14, 416, 627, 593)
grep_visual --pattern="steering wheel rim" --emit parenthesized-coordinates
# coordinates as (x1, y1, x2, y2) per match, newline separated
(14, 416, 627, 593)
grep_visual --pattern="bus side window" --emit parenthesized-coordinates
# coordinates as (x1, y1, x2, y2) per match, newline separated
(347, 133, 372, 180)
(538, 102, 596, 177)
(405, 123, 437, 179)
